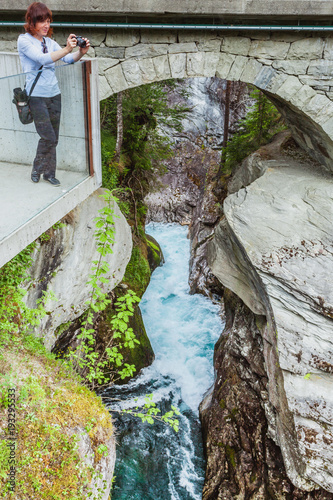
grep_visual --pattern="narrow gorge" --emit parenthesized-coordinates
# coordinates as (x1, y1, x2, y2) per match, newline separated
(145, 77, 333, 498)
(1, 74, 332, 500)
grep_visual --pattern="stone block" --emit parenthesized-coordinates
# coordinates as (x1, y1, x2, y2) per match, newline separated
(265, 72, 288, 94)
(186, 52, 205, 77)
(249, 40, 290, 60)
(221, 36, 251, 56)
(0, 40, 16, 51)
(98, 58, 120, 75)
(321, 115, 333, 139)
(203, 52, 220, 77)
(98, 74, 112, 100)
(254, 65, 275, 90)
(0, 26, 21, 41)
(258, 58, 273, 66)
(121, 59, 143, 87)
(288, 38, 324, 60)
(76, 29, 106, 47)
(272, 60, 309, 76)
(95, 47, 125, 59)
(53, 29, 71, 46)
(105, 29, 140, 47)
(140, 29, 177, 44)
(152, 54, 172, 81)
(216, 52, 236, 79)
(81, 46, 95, 58)
(178, 31, 215, 43)
(138, 58, 157, 84)
(271, 33, 306, 43)
(168, 53, 187, 78)
(168, 42, 197, 54)
(54, 29, 106, 47)
(275, 75, 303, 103)
(308, 60, 333, 77)
(187, 52, 219, 77)
(324, 38, 333, 60)
(197, 39, 222, 52)
(228, 55, 248, 81)
(241, 58, 263, 85)
(125, 43, 168, 59)
(105, 63, 128, 93)
(299, 75, 332, 90)
(302, 94, 333, 125)
(289, 84, 317, 111)
(247, 32, 271, 41)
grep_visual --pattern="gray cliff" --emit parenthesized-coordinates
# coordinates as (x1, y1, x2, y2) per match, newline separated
(206, 140, 333, 495)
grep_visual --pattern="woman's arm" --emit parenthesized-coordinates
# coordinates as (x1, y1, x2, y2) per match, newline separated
(51, 35, 90, 63)
(50, 34, 77, 63)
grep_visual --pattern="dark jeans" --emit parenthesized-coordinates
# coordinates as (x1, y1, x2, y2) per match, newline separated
(29, 94, 61, 178)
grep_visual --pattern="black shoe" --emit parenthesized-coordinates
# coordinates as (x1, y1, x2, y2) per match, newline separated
(43, 175, 60, 186)
(31, 171, 40, 183)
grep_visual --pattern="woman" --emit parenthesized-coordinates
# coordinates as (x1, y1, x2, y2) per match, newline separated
(17, 2, 90, 186)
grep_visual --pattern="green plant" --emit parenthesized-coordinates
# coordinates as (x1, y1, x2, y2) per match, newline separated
(123, 246, 151, 297)
(122, 394, 180, 432)
(221, 87, 286, 175)
(0, 242, 47, 351)
(65, 190, 180, 431)
(66, 191, 141, 388)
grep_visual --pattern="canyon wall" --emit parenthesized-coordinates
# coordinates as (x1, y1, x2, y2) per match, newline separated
(202, 136, 333, 497)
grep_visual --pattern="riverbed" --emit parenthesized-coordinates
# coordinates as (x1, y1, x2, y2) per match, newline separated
(104, 223, 223, 499)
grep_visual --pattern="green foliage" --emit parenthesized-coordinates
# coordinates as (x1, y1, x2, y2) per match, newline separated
(65, 190, 141, 388)
(122, 394, 180, 432)
(222, 88, 286, 175)
(100, 80, 189, 199)
(0, 241, 46, 351)
(123, 246, 151, 297)
(0, 190, 180, 498)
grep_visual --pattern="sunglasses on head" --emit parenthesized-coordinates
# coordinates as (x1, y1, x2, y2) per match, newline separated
(41, 39, 48, 54)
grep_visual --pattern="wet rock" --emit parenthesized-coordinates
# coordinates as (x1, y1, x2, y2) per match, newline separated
(208, 151, 333, 492)
(200, 290, 333, 499)
(25, 189, 132, 350)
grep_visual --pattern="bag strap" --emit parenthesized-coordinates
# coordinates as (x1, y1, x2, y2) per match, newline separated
(28, 65, 43, 98)
(28, 37, 47, 98)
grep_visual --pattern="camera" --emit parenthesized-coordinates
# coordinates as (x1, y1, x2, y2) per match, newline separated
(75, 36, 86, 48)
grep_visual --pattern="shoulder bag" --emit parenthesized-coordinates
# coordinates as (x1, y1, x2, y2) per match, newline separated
(12, 65, 43, 125)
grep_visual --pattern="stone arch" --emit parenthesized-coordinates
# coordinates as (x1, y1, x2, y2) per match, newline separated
(97, 32, 333, 172)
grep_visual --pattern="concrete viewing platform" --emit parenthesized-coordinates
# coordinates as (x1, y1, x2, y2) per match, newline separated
(0, 57, 102, 269)
(0, 162, 99, 268)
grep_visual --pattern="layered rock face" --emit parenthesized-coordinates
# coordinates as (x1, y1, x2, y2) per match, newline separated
(25, 188, 132, 350)
(205, 143, 333, 495)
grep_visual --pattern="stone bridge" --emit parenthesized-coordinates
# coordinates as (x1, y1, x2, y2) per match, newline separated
(91, 30, 333, 172)
(3, 26, 333, 171)
(2, 2, 333, 170)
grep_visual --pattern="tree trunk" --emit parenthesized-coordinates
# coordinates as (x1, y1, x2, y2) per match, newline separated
(221, 80, 231, 166)
(215, 80, 232, 181)
(115, 91, 123, 162)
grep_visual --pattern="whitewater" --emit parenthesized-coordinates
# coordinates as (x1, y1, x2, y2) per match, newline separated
(104, 223, 223, 499)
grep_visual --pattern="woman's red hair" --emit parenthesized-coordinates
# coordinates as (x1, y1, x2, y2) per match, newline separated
(24, 2, 53, 37)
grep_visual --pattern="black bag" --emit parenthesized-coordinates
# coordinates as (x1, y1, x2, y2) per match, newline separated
(12, 66, 43, 125)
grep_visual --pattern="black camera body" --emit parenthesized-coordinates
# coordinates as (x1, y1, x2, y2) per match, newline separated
(75, 36, 86, 48)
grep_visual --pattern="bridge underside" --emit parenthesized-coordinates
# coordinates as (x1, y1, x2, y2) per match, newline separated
(2, 0, 333, 24)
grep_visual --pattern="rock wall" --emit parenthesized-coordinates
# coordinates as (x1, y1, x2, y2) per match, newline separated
(205, 139, 333, 494)
(25, 188, 132, 350)
(200, 289, 333, 499)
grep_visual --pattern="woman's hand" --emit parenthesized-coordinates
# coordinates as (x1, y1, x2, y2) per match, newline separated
(66, 34, 77, 53)
(78, 37, 90, 55)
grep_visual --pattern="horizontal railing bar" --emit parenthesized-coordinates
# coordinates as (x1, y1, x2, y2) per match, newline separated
(1, 21, 333, 31)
